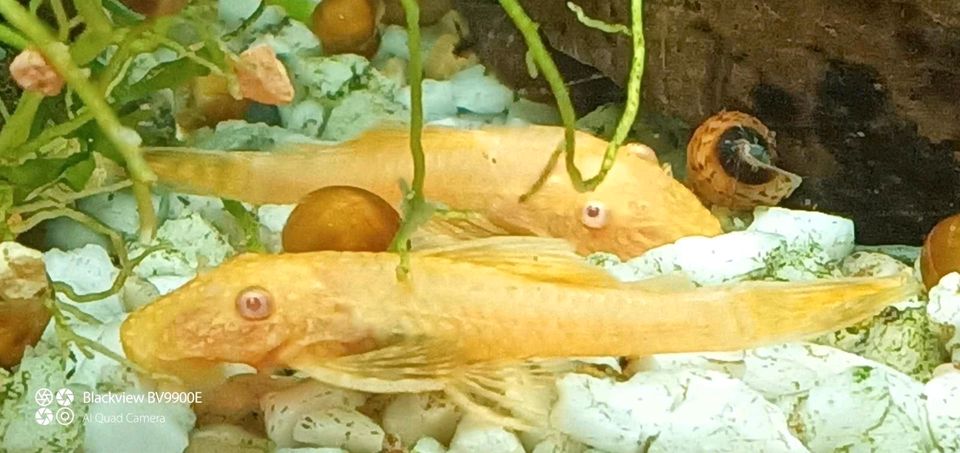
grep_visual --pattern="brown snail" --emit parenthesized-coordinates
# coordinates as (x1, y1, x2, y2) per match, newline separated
(282, 186, 401, 253)
(686, 111, 802, 210)
(920, 212, 960, 289)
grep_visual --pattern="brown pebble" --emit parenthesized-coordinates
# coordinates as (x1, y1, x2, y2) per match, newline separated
(311, 0, 382, 58)
(282, 186, 401, 253)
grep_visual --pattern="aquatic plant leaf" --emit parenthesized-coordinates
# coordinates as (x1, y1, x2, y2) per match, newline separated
(0, 183, 13, 241)
(221, 199, 266, 253)
(112, 58, 210, 104)
(61, 155, 97, 191)
(70, 28, 117, 66)
(102, 0, 146, 26)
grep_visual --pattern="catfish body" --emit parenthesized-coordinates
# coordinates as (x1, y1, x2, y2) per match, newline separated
(121, 237, 918, 428)
(144, 125, 723, 258)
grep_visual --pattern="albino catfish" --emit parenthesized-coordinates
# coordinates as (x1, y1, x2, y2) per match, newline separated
(121, 236, 917, 429)
(143, 125, 723, 258)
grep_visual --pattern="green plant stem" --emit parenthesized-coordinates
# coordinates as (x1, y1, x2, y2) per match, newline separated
(0, 91, 43, 151)
(72, 0, 113, 35)
(580, 0, 645, 190)
(387, 0, 428, 280)
(50, 0, 70, 41)
(9, 110, 94, 162)
(497, 0, 580, 185)
(0, 0, 158, 242)
(501, 0, 647, 193)
(0, 23, 27, 48)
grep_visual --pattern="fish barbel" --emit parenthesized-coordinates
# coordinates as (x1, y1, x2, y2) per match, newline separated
(120, 236, 918, 429)
(143, 124, 723, 258)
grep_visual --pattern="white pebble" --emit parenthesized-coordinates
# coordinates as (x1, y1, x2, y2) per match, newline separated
(275, 449, 348, 453)
(292, 407, 384, 453)
(257, 204, 296, 253)
(450, 65, 515, 115)
(928, 272, 960, 360)
(131, 212, 235, 280)
(796, 365, 932, 452)
(43, 244, 122, 320)
(448, 414, 525, 453)
(381, 393, 461, 446)
(747, 207, 854, 261)
(261, 381, 367, 448)
(623, 231, 787, 285)
(411, 437, 447, 453)
(925, 368, 960, 451)
(550, 369, 805, 453)
(399, 79, 458, 121)
(77, 189, 162, 237)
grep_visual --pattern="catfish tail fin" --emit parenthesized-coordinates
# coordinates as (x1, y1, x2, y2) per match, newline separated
(663, 271, 921, 353)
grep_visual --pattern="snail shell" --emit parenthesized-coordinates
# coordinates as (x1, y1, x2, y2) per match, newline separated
(686, 111, 802, 210)
(920, 212, 960, 289)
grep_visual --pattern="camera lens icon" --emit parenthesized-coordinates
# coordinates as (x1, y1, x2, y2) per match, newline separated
(35, 388, 54, 407)
(56, 407, 75, 425)
(55, 388, 74, 406)
(35, 407, 54, 426)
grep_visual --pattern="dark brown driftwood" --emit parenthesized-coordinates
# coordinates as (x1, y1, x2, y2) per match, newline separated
(460, 0, 960, 245)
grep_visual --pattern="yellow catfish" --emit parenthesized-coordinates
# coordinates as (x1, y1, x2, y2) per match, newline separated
(143, 125, 723, 258)
(121, 237, 918, 429)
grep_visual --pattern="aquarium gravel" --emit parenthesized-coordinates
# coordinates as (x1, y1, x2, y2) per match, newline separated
(0, 1, 958, 452)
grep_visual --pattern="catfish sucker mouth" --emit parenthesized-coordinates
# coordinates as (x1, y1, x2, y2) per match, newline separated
(143, 125, 724, 259)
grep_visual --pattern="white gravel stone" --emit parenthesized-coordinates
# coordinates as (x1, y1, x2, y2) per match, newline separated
(925, 367, 960, 451)
(928, 272, 960, 361)
(291, 407, 385, 453)
(747, 207, 854, 261)
(257, 204, 295, 252)
(132, 212, 235, 281)
(411, 437, 447, 453)
(450, 65, 514, 115)
(381, 393, 461, 446)
(43, 244, 122, 320)
(795, 365, 932, 452)
(621, 231, 787, 284)
(448, 414, 525, 453)
(550, 369, 806, 453)
(76, 189, 162, 238)
(262, 380, 367, 448)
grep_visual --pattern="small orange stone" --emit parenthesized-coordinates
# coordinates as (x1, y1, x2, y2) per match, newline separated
(311, 0, 381, 58)
(10, 49, 63, 96)
(920, 212, 960, 289)
(234, 45, 295, 105)
(282, 186, 401, 253)
(177, 74, 250, 129)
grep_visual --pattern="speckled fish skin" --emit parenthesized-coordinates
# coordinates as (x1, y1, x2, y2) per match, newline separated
(143, 125, 723, 259)
(120, 239, 918, 391)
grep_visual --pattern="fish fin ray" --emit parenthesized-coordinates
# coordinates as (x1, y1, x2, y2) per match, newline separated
(291, 338, 574, 432)
(687, 272, 920, 348)
(445, 359, 575, 432)
(626, 271, 699, 292)
(410, 212, 517, 248)
(416, 236, 624, 287)
(288, 340, 453, 394)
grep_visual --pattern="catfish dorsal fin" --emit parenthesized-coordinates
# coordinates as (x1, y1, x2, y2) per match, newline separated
(416, 236, 624, 287)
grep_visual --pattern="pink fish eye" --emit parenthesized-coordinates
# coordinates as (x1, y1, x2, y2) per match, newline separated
(236, 287, 273, 320)
(581, 202, 608, 229)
